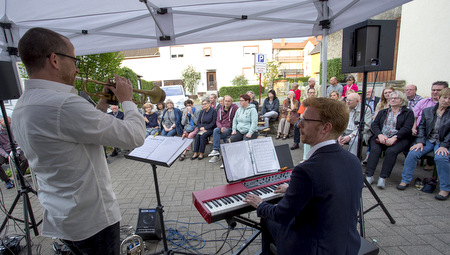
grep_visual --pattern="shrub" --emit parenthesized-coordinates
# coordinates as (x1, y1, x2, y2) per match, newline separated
(231, 75, 248, 86)
(219, 85, 261, 100)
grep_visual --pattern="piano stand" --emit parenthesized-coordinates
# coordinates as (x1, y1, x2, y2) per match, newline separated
(148, 164, 198, 255)
(228, 216, 262, 255)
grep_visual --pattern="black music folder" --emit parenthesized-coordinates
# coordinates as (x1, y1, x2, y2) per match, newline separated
(125, 136, 193, 167)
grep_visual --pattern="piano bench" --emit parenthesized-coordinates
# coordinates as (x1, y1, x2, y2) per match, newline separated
(266, 237, 379, 255)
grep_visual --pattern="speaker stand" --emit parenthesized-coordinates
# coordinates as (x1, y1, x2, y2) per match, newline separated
(357, 71, 396, 239)
(0, 100, 41, 255)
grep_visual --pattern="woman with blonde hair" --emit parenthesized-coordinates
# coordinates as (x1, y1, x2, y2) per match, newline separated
(375, 86, 395, 116)
(329, 91, 340, 101)
(276, 91, 299, 140)
(142, 103, 159, 137)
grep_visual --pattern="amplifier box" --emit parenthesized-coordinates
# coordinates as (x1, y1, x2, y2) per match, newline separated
(135, 208, 162, 240)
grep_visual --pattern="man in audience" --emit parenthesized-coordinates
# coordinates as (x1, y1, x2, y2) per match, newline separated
(244, 97, 362, 255)
(290, 83, 301, 101)
(208, 95, 238, 163)
(305, 77, 321, 97)
(412, 81, 448, 136)
(108, 105, 124, 157)
(326, 76, 343, 97)
(405, 84, 423, 109)
(209, 94, 220, 109)
(291, 88, 315, 150)
(366, 88, 380, 115)
(338, 93, 372, 156)
(0, 116, 29, 189)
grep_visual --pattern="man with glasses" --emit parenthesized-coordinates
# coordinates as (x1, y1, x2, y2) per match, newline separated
(244, 97, 363, 255)
(12, 27, 145, 254)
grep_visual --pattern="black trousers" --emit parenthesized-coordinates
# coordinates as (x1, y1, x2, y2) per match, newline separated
(193, 129, 214, 153)
(229, 130, 258, 142)
(365, 137, 411, 178)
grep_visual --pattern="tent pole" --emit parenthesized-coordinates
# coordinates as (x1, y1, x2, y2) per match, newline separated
(320, 0, 329, 97)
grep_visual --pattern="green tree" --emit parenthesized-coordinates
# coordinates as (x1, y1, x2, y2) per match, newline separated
(181, 65, 201, 94)
(75, 52, 124, 102)
(319, 58, 345, 83)
(257, 60, 280, 88)
(231, 75, 248, 86)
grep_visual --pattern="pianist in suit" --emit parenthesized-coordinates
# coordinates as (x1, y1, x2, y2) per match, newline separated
(244, 97, 363, 255)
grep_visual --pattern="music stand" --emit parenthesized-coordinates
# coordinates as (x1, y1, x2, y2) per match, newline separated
(0, 60, 41, 255)
(125, 137, 197, 255)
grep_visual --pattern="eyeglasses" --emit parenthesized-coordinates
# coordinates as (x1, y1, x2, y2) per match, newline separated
(299, 118, 323, 125)
(47, 53, 81, 68)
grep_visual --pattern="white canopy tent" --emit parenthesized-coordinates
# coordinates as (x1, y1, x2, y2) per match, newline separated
(1, 0, 411, 90)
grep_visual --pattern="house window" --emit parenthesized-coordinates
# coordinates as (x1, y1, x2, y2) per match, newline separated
(243, 46, 259, 56)
(170, 46, 184, 59)
(204, 47, 212, 57)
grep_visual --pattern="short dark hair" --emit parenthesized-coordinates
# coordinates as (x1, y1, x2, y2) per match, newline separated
(240, 94, 251, 102)
(18, 27, 70, 75)
(432, 81, 449, 88)
(307, 88, 316, 93)
(184, 99, 194, 106)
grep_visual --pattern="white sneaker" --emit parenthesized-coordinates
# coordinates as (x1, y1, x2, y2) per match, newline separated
(220, 164, 224, 168)
(377, 177, 386, 189)
(366, 176, 374, 185)
(208, 150, 220, 157)
(209, 155, 221, 163)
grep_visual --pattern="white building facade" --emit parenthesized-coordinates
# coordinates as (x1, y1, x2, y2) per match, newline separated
(122, 40, 273, 96)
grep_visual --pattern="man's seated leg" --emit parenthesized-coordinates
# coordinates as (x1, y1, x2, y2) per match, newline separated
(261, 218, 280, 255)
(209, 127, 222, 157)
(291, 120, 300, 150)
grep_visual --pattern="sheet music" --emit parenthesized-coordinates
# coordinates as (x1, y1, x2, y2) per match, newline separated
(222, 141, 254, 181)
(250, 138, 280, 174)
(128, 136, 192, 165)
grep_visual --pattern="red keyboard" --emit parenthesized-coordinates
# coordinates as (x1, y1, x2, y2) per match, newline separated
(192, 170, 292, 223)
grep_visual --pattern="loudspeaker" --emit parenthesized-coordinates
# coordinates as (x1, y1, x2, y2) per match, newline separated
(135, 208, 162, 240)
(0, 61, 22, 100)
(341, 19, 397, 73)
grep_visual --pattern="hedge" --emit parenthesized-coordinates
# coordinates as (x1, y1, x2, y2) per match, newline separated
(219, 85, 261, 100)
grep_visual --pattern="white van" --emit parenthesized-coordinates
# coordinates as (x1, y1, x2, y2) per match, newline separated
(160, 85, 188, 110)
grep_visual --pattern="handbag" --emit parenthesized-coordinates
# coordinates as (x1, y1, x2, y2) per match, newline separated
(184, 124, 195, 133)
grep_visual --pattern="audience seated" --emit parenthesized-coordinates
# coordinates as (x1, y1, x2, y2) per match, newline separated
(405, 84, 423, 110)
(155, 101, 166, 132)
(374, 86, 394, 117)
(365, 91, 414, 189)
(0, 116, 28, 189)
(191, 99, 217, 160)
(247, 91, 259, 113)
(160, 99, 183, 136)
(179, 99, 200, 161)
(108, 105, 124, 157)
(209, 93, 220, 109)
(218, 97, 224, 108)
(338, 93, 372, 156)
(276, 91, 299, 140)
(230, 94, 258, 142)
(208, 95, 238, 163)
(342, 75, 358, 99)
(326, 76, 343, 97)
(329, 91, 340, 101)
(291, 88, 316, 152)
(258, 89, 280, 130)
(143, 103, 159, 137)
(289, 83, 301, 102)
(397, 88, 450, 201)
(366, 88, 380, 115)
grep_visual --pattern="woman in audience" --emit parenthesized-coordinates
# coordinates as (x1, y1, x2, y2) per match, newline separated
(142, 103, 159, 137)
(247, 91, 259, 112)
(179, 99, 200, 161)
(160, 99, 183, 136)
(397, 88, 450, 200)
(191, 99, 217, 160)
(276, 91, 299, 140)
(218, 97, 224, 108)
(365, 91, 414, 189)
(342, 75, 358, 99)
(155, 101, 166, 128)
(230, 94, 258, 142)
(375, 86, 395, 116)
(259, 89, 280, 129)
(329, 91, 340, 101)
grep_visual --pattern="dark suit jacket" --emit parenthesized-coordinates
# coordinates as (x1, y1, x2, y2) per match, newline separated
(257, 143, 363, 255)
(108, 110, 124, 120)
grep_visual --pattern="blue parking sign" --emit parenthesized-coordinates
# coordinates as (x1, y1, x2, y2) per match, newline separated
(258, 54, 265, 63)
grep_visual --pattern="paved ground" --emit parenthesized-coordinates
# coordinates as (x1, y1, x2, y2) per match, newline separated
(1, 136, 449, 255)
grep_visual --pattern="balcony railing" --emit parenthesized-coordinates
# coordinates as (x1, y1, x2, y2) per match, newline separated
(279, 69, 304, 77)
(275, 56, 304, 62)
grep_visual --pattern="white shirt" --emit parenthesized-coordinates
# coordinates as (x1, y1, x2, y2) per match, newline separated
(12, 79, 145, 241)
(305, 140, 336, 161)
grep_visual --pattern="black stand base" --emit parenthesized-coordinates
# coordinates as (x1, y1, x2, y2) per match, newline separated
(362, 178, 396, 224)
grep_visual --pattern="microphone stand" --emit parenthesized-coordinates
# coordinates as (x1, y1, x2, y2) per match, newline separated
(0, 100, 41, 255)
